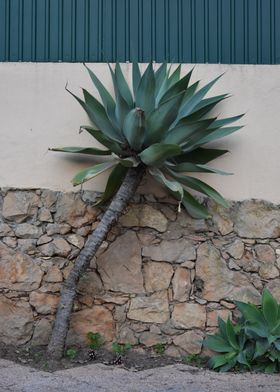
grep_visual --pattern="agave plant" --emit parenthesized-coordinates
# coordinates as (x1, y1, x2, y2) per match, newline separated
(47, 62, 243, 360)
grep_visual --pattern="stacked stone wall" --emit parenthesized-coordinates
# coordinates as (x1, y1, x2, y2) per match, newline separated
(0, 188, 280, 356)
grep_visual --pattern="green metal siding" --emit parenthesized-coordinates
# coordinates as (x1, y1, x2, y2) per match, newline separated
(0, 0, 279, 63)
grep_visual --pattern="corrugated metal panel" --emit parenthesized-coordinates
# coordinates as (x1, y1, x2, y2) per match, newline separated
(0, 0, 279, 63)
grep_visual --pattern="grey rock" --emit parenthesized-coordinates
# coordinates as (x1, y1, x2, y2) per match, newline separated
(31, 318, 53, 346)
(15, 223, 43, 239)
(120, 204, 168, 233)
(0, 223, 14, 237)
(142, 238, 196, 263)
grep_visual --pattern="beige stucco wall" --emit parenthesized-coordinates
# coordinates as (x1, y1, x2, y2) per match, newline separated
(0, 62, 279, 202)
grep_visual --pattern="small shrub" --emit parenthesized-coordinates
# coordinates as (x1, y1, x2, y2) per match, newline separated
(65, 347, 79, 360)
(87, 332, 104, 350)
(204, 289, 280, 373)
(112, 342, 132, 356)
(183, 354, 208, 367)
(153, 343, 166, 355)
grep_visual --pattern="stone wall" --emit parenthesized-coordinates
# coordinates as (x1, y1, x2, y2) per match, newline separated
(0, 188, 280, 356)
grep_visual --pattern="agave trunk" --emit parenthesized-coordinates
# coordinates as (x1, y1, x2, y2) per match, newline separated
(47, 166, 145, 360)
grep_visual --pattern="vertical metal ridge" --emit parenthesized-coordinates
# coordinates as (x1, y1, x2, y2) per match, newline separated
(0, 0, 278, 64)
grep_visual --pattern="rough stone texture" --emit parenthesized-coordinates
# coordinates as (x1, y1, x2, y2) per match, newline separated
(120, 205, 168, 232)
(31, 318, 53, 346)
(128, 291, 169, 323)
(142, 238, 196, 263)
(0, 297, 33, 344)
(173, 330, 204, 354)
(97, 232, 144, 294)
(0, 243, 43, 291)
(196, 242, 260, 303)
(29, 292, 59, 314)
(234, 200, 280, 238)
(172, 303, 206, 329)
(68, 306, 115, 344)
(0, 188, 279, 352)
(2, 191, 39, 222)
(172, 268, 192, 302)
(144, 262, 173, 292)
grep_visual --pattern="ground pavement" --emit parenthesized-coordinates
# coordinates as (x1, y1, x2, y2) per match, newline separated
(0, 359, 279, 392)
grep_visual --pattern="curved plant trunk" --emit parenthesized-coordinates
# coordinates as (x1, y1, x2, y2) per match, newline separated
(47, 166, 145, 360)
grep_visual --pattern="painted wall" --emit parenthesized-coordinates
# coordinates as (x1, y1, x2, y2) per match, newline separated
(0, 63, 279, 202)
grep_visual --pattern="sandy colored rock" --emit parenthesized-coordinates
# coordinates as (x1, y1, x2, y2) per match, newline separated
(120, 205, 168, 232)
(0, 296, 33, 345)
(128, 291, 169, 323)
(259, 263, 279, 279)
(15, 223, 43, 239)
(55, 193, 98, 228)
(234, 200, 280, 238)
(208, 202, 233, 235)
(31, 318, 53, 346)
(44, 265, 63, 283)
(0, 223, 13, 237)
(67, 234, 85, 249)
(207, 309, 232, 327)
(38, 207, 53, 222)
(139, 331, 168, 347)
(68, 306, 115, 344)
(172, 303, 206, 329)
(2, 237, 17, 248)
(0, 243, 43, 291)
(2, 191, 39, 222)
(39, 238, 71, 257)
(46, 223, 71, 235)
(236, 250, 259, 272)
(196, 242, 260, 303)
(29, 292, 59, 314)
(97, 232, 144, 294)
(266, 279, 280, 302)
(225, 239, 244, 259)
(142, 238, 196, 263)
(173, 330, 204, 354)
(118, 326, 138, 345)
(77, 271, 103, 295)
(172, 268, 191, 302)
(144, 262, 173, 292)
(255, 244, 276, 263)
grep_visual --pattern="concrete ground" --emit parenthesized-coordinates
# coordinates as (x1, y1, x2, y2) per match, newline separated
(0, 359, 279, 392)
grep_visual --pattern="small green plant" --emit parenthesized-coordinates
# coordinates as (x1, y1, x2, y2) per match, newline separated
(204, 289, 280, 373)
(112, 342, 132, 356)
(153, 343, 166, 355)
(87, 332, 104, 350)
(183, 354, 208, 367)
(65, 347, 79, 360)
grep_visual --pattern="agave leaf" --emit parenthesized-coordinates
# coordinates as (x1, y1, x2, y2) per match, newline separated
(245, 323, 268, 339)
(72, 160, 117, 186)
(94, 164, 128, 205)
(135, 62, 156, 114)
(262, 289, 279, 330)
(115, 63, 134, 107)
(190, 94, 229, 115)
(167, 64, 181, 88)
(218, 317, 228, 340)
(208, 353, 236, 370)
(149, 167, 184, 202)
(254, 339, 270, 359)
(168, 162, 232, 175)
(208, 114, 245, 130)
(49, 146, 111, 156)
(145, 93, 185, 144)
(236, 351, 251, 368)
(132, 62, 141, 98)
(139, 143, 182, 166)
(108, 65, 130, 128)
(123, 108, 145, 151)
(204, 335, 233, 353)
(176, 75, 223, 122)
(82, 89, 124, 143)
(84, 64, 116, 125)
(197, 126, 243, 145)
(234, 301, 265, 325)
(159, 68, 193, 104)
(80, 126, 123, 155)
(218, 359, 237, 372)
(226, 319, 240, 350)
(154, 62, 168, 98)
(265, 363, 277, 374)
(168, 173, 228, 208)
(182, 190, 210, 219)
(164, 118, 215, 146)
(173, 148, 229, 164)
